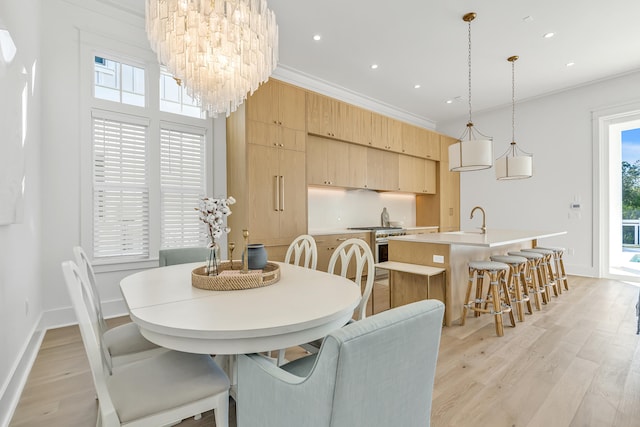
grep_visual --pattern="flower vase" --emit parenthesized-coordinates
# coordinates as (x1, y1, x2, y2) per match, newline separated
(208, 242, 221, 276)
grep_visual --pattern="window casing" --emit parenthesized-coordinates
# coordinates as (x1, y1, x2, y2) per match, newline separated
(82, 47, 212, 268)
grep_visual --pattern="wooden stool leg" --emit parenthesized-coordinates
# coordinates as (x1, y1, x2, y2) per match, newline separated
(500, 270, 516, 327)
(476, 272, 485, 317)
(461, 268, 475, 326)
(524, 263, 542, 310)
(519, 264, 533, 315)
(489, 271, 504, 337)
(558, 254, 569, 291)
(509, 266, 525, 322)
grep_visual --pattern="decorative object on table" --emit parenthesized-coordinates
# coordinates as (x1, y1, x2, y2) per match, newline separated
(381, 207, 390, 227)
(495, 55, 533, 180)
(228, 242, 236, 269)
(144, 0, 278, 117)
(191, 261, 280, 291)
(196, 196, 236, 276)
(242, 229, 250, 274)
(448, 12, 493, 172)
(244, 243, 268, 270)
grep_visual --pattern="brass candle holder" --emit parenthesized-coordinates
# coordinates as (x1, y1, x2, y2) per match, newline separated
(228, 242, 235, 269)
(242, 229, 249, 273)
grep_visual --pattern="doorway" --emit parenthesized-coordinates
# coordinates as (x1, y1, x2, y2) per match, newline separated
(598, 106, 640, 280)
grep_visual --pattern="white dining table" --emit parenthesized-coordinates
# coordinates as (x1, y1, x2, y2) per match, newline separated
(119, 261, 362, 355)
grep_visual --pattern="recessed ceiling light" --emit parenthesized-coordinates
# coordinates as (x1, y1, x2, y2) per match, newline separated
(414, 84, 421, 89)
(566, 62, 575, 67)
(543, 32, 555, 38)
(370, 64, 378, 69)
(446, 99, 453, 104)
(313, 34, 321, 41)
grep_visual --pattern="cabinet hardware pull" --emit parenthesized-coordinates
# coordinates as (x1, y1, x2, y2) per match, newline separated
(274, 176, 279, 211)
(336, 238, 347, 241)
(279, 175, 284, 211)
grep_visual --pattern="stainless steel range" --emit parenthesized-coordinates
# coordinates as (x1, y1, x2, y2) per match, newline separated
(348, 226, 406, 264)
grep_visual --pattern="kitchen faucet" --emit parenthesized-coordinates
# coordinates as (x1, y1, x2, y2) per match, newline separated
(470, 206, 486, 234)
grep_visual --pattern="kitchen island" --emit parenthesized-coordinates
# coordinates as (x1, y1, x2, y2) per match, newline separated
(388, 229, 566, 326)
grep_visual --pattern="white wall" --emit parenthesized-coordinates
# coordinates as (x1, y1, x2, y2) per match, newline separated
(308, 187, 416, 231)
(0, 0, 43, 422)
(437, 70, 640, 277)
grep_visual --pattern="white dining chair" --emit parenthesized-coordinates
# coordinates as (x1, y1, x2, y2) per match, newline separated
(328, 238, 375, 321)
(284, 234, 318, 270)
(62, 260, 230, 427)
(273, 235, 319, 365)
(73, 246, 164, 370)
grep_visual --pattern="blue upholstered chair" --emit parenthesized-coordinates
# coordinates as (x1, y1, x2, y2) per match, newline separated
(236, 299, 445, 427)
(158, 247, 210, 266)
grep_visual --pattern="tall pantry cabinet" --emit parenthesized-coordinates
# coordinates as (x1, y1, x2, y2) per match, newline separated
(226, 79, 307, 260)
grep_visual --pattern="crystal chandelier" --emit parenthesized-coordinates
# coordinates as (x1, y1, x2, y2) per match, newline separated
(495, 55, 533, 180)
(145, 0, 279, 117)
(448, 12, 493, 172)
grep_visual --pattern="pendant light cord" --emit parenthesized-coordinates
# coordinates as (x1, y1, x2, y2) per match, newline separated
(511, 58, 516, 145)
(467, 18, 473, 127)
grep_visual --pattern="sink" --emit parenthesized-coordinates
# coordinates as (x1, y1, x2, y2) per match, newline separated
(443, 230, 485, 235)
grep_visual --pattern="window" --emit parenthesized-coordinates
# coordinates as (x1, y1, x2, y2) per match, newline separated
(159, 69, 205, 118)
(160, 125, 207, 248)
(94, 56, 145, 107)
(85, 50, 211, 266)
(92, 113, 149, 259)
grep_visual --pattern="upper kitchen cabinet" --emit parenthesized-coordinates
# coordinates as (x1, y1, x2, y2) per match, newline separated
(306, 135, 350, 187)
(371, 113, 402, 152)
(246, 79, 306, 131)
(366, 148, 399, 191)
(306, 92, 371, 146)
(398, 156, 436, 194)
(401, 123, 441, 160)
(247, 120, 305, 152)
(416, 135, 459, 231)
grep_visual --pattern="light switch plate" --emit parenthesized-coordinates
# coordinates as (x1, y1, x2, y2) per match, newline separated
(433, 255, 445, 263)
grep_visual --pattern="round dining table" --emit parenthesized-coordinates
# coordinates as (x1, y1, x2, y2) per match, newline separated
(119, 261, 362, 355)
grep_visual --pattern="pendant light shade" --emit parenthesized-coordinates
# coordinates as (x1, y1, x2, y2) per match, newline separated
(449, 12, 493, 172)
(496, 56, 533, 180)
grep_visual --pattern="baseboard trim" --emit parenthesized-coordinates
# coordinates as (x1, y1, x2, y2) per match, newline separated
(0, 317, 45, 427)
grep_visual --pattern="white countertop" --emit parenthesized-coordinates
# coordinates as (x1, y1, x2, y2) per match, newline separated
(388, 229, 566, 247)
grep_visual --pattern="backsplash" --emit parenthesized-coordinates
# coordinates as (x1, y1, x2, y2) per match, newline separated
(308, 187, 416, 230)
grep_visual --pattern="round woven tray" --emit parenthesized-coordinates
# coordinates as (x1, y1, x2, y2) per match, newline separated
(191, 261, 280, 291)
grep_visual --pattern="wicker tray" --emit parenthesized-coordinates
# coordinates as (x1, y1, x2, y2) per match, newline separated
(191, 261, 280, 291)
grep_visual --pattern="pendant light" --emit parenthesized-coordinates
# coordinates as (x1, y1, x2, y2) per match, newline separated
(495, 56, 533, 180)
(448, 12, 493, 172)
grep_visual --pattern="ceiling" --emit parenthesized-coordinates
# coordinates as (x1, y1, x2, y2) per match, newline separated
(114, 0, 640, 125)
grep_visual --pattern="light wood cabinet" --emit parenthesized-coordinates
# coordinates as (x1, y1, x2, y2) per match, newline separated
(416, 135, 460, 231)
(246, 79, 306, 131)
(366, 148, 399, 191)
(226, 80, 308, 251)
(348, 144, 368, 188)
(401, 123, 441, 160)
(346, 104, 372, 146)
(398, 156, 436, 194)
(306, 135, 350, 187)
(312, 232, 370, 277)
(247, 120, 305, 151)
(307, 92, 344, 140)
(371, 113, 402, 152)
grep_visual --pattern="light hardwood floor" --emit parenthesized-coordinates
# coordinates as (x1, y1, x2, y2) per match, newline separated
(10, 276, 640, 427)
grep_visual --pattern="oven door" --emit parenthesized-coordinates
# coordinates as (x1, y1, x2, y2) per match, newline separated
(375, 239, 388, 264)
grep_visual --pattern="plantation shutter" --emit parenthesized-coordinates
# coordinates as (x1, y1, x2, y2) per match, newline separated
(160, 125, 207, 248)
(92, 113, 149, 259)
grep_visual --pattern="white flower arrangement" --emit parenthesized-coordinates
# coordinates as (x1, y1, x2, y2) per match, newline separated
(197, 196, 236, 247)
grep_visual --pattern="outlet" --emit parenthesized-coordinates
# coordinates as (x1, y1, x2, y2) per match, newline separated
(567, 248, 575, 256)
(433, 255, 445, 264)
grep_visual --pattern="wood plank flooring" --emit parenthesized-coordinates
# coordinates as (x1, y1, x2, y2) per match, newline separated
(9, 276, 640, 427)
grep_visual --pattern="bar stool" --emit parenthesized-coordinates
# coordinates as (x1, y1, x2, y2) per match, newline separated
(521, 248, 559, 300)
(535, 246, 569, 292)
(461, 261, 514, 337)
(490, 255, 532, 322)
(508, 251, 546, 309)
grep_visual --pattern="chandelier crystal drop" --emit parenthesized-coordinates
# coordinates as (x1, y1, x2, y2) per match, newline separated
(448, 12, 493, 172)
(145, 0, 279, 117)
(495, 55, 533, 180)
